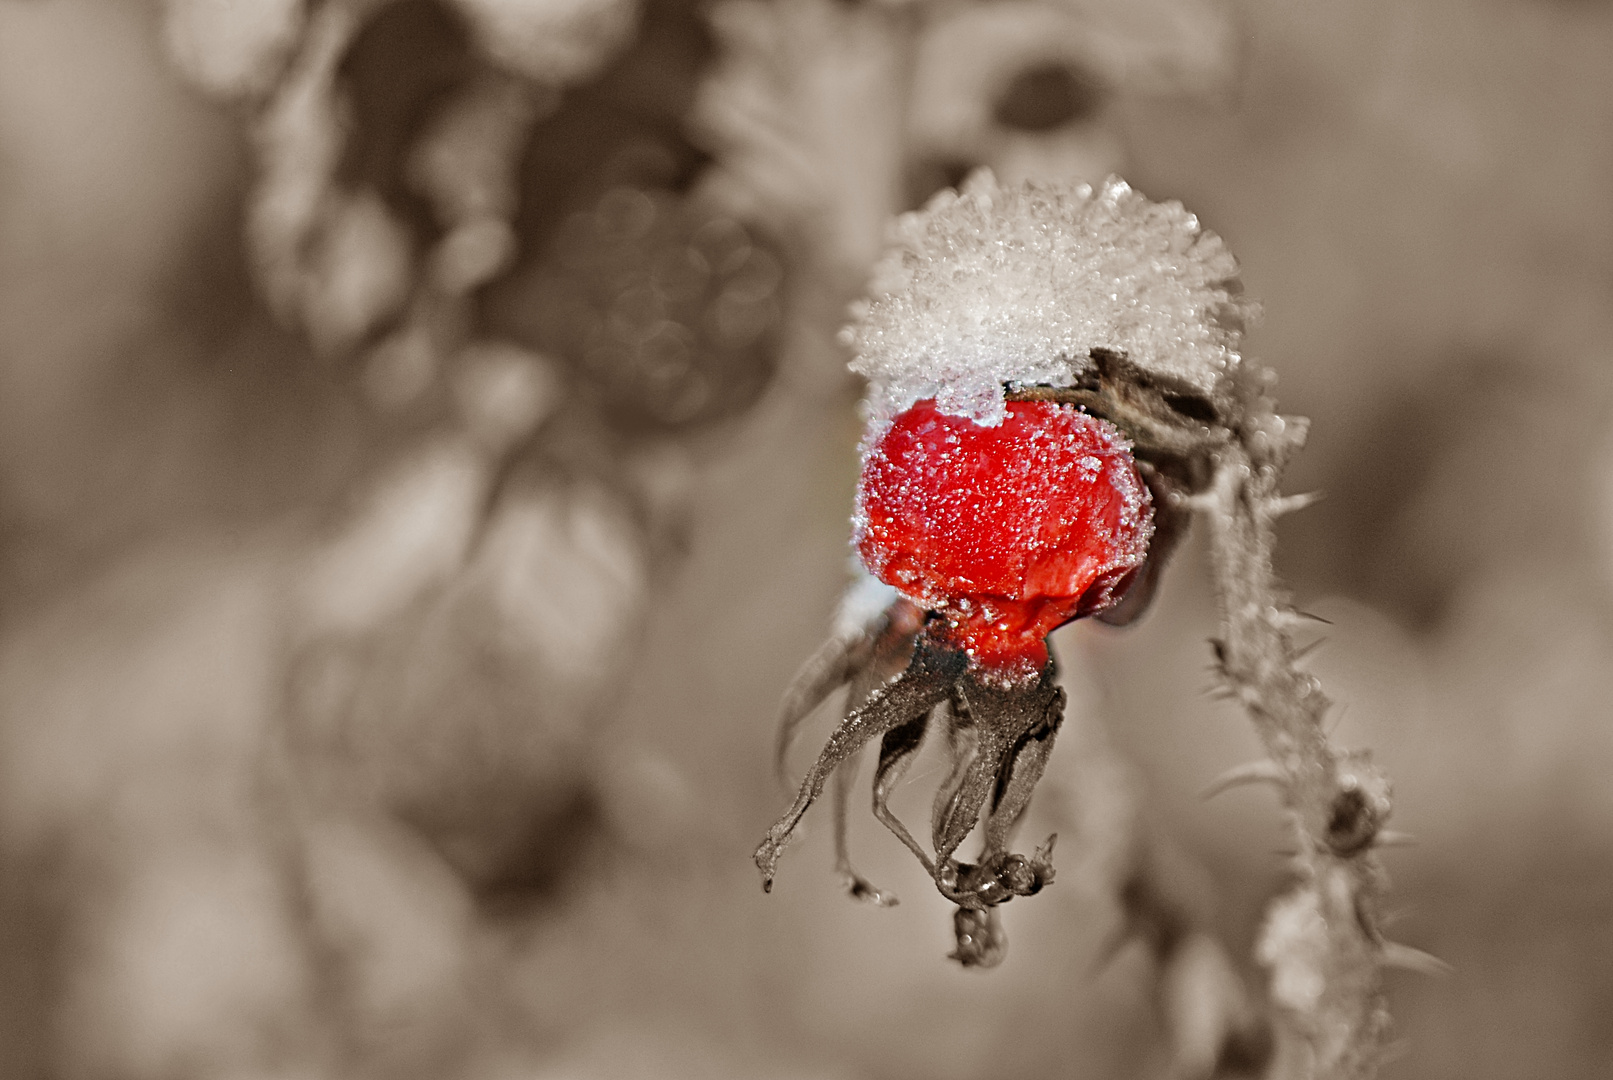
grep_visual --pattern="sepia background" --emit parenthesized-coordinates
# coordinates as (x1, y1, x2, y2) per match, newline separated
(1, 0, 1610, 1077)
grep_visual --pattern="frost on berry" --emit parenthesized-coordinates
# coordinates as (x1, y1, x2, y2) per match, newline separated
(855, 399, 1153, 680)
(846, 170, 1257, 429)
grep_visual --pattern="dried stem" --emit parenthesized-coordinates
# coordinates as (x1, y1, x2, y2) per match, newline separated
(1192, 373, 1394, 1080)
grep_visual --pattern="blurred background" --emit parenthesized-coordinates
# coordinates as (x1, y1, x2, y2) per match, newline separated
(1, 0, 1610, 1077)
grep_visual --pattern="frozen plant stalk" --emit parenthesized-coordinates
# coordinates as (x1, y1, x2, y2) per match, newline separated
(757, 171, 1399, 1076)
(1193, 386, 1396, 1080)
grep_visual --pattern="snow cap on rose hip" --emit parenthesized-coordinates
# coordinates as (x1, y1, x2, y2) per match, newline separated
(844, 170, 1258, 429)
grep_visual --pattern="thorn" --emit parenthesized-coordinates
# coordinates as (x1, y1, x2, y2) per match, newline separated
(1272, 608, 1332, 631)
(1379, 905, 1415, 929)
(1266, 490, 1322, 518)
(1325, 703, 1349, 736)
(1288, 637, 1327, 662)
(1374, 830, 1417, 848)
(1381, 941, 1452, 977)
(1085, 922, 1136, 980)
(1201, 760, 1287, 800)
(1175, 492, 1219, 514)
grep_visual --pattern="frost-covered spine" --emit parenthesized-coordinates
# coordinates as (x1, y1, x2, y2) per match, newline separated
(1193, 373, 1394, 1080)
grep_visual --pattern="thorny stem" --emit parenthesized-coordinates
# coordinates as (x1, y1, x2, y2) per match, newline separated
(1193, 377, 1394, 1080)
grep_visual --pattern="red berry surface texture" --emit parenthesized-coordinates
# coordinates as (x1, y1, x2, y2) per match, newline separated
(855, 398, 1153, 680)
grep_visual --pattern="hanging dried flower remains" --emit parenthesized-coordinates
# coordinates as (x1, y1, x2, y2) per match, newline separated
(756, 172, 1396, 1055)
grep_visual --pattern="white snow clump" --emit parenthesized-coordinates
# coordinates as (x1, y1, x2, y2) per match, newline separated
(845, 170, 1256, 428)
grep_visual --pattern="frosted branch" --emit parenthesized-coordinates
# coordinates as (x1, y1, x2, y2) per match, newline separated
(1196, 372, 1394, 1080)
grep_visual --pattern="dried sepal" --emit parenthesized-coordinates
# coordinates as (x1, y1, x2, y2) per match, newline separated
(756, 607, 1073, 962)
(755, 631, 964, 893)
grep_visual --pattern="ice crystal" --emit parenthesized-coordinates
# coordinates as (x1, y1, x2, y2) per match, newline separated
(846, 171, 1256, 428)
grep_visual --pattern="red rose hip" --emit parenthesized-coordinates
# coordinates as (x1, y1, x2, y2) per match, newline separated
(855, 398, 1154, 680)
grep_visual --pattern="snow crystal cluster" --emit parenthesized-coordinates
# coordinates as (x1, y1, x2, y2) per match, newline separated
(845, 170, 1256, 428)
